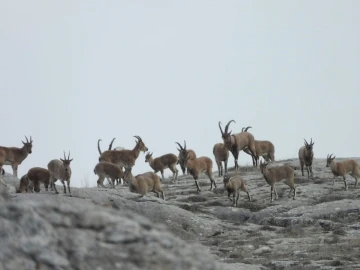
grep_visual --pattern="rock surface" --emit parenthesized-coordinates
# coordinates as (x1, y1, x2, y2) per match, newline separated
(2, 157, 360, 269)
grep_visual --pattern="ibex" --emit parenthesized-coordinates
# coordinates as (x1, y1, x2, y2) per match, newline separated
(123, 167, 165, 200)
(94, 161, 124, 189)
(259, 160, 296, 202)
(0, 136, 33, 186)
(17, 174, 31, 193)
(213, 143, 229, 176)
(241, 127, 275, 165)
(48, 151, 73, 195)
(219, 120, 257, 169)
(326, 154, 360, 190)
(99, 135, 148, 170)
(145, 152, 178, 182)
(26, 167, 50, 193)
(176, 141, 197, 175)
(298, 138, 314, 179)
(223, 174, 251, 207)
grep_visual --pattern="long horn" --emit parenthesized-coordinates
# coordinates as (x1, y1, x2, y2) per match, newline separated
(108, 138, 116, 150)
(224, 120, 235, 134)
(304, 138, 309, 146)
(97, 139, 102, 155)
(175, 142, 183, 150)
(184, 140, 187, 150)
(310, 138, 314, 145)
(244, 126, 252, 132)
(134, 135, 141, 141)
(63, 151, 66, 160)
(241, 127, 244, 132)
(30, 136, 32, 143)
(219, 121, 224, 136)
(25, 136, 29, 143)
(68, 151, 70, 160)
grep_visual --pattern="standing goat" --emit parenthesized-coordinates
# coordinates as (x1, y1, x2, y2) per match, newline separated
(241, 127, 275, 165)
(298, 138, 314, 179)
(223, 174, 251, 207)
(145, 152, 178, 182)
(0, 136, 33, 186)
(183, 147, 217, 193)
(326, 154, 360, 190)
(176, 141, 197, 175)
(48, 151, 73, 195)
(213, 143, 229, 177)
(123, 168, 165, 200)
(219, 120, 257, 169)
(17, 174, 32, 193)
(99, 135, 148, 170)
(94, 161, 124, 189)
(259, 160, 296, 202)
(26, 167, 50, 193)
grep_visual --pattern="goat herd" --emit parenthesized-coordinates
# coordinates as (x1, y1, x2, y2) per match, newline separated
(0, 120, 359, 205)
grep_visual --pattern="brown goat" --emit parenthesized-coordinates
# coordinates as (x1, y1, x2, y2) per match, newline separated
(99, 135, 148, 170)
(213, 143, 229, 177)
(0, 136, 33, 186)
(145, 152, 178, 182)
(219, 120, 257, 170)
(298, 138, 314, 179)
(123, 168, 165, 200)
(48, 151, 73, 194)
(223, 174, 251, 207)
(17, 174, 31, 193)
(176, 141, 197, 175)
(184, 150, 217, 193)
(259, 160, 296, 202)
(26, 167, 50, 193)
(94, 161, 124, 189)
(326, 154, 360, 190)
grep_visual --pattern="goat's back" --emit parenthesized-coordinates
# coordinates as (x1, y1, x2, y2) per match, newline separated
(157, 153, 178, 166)
(27, 167, 50, 184)
(340, 160, 360, 175)
(256, 140, 275, 154)
(266, 165, 294, 181)
(94, 162, 123, 178)
(234, 132, 255, 149)
(100, 150, 136, 167)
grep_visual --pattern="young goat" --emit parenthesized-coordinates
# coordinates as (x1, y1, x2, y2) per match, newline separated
(219, 120, 258, 169)
(48, 151, 73, 195)
(94, 161, 124, 189)
(213, 143, 229, 177)
(123, 168, 165, 200)
(176, 141, 196, 175)
(223, 174, 251, 207)
(326, 154, 360, 190)
(0, 136, 33, 186)
(298, 138, 314, 179)
(99, 135, 148, 170)
(184, 151, 217, 193)
(26, 167, 50, 193)
(259, 160, 296, 202)
(17, 174, 32, 193)
(145, 152, 178, 182)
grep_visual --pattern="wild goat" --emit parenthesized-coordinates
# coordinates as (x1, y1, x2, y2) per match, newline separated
(241, 127, 275, 165)
(48, 151, 73, 195)
(183, 149, 217, 193)
(326, 154, 360, 190)
(298, 138, 314, 179)
(94, 161, 124, 189)
(0, 136, 33, 186)
(123, 168, 165, 200)
(259, 160, 296, 202)
(26, 167, 50, 193)
(99, 135, 148, 170)
(219, 120, 257, 169)
(213, 143, 229, 177)
(145, 152, 178, 182)
(223, 174, 251, 207)
(17, 174, 32, 193)
(176, 141, 197, 175)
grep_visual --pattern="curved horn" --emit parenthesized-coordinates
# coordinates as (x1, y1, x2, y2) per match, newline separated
(184, 140, 187, 150)
(310, 138, 314, 145)
(224, 120, 235, 134)
(175, 142, 183, 150)
(241, 127, 244, 132)
(24, 136, 29, 143)
(304, 138, 309, 146)
(219, 121, 224, 136)
(97, 139, 102, 155)
(108, 138, 116, 150)
(244, 126, 252, 132)
(134, 135, 141, 141)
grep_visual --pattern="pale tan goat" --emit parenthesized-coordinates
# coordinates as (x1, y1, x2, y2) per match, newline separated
(145, 152, 178, 182)
(176, 141, 196, 175)
(298, 138, 315, 179)
(213, 143, 229, 177)
(326, 154, 360, 190)
(48, 151, 73, 195)
(0, 136, 33, 186)
(219, 120, 257, 169)
(184, 150, 217, 193)
(94, 161, 124, 189)
(123, 168, 165, 200)
(223, 174, 251, 207)
(241, 127, 275, 165)
(259, 160, 296, 202)
(26, 167, 50, 193)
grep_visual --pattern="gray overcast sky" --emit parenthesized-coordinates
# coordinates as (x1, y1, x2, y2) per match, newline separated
(1, 1, 359, 187)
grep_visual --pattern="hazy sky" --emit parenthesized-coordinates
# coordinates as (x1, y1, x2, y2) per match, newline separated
(1, 1, 359, 187)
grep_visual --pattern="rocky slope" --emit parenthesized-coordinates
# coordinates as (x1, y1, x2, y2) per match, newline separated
(2, 157, 360, 269)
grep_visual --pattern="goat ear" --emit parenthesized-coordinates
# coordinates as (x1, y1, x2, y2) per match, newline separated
(60, 158, 64, 162)
(69, 158, 73, 162)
